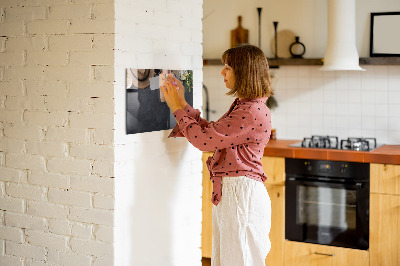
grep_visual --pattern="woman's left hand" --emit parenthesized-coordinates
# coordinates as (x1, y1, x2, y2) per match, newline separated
(161, 75, 184, 113)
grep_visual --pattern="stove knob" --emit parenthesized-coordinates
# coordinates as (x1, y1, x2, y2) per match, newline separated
(305, 162, 312, 171)
(340, 164, 347, 174)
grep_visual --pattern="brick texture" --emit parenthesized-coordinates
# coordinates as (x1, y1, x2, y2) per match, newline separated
(25, 230, 69, 251)
(0, 0, 203, 265)
(48, 188, 92, 208)
(0, 226, 24, 243)
(5, 241, 47, 261)
(47, 250, 92, 266)
(5, 212, 48, 231)
(69, 207, 113, 226)
(26, 200, 69, 219)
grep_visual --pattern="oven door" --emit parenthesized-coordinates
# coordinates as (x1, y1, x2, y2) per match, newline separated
(285, 177, 369, 250)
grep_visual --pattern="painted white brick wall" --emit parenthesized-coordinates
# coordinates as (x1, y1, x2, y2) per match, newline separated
(114, 0, 203, 265)
(0, 1, 115, 266)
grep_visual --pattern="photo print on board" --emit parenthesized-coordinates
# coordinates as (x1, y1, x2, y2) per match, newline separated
(126, 68, 194, 134)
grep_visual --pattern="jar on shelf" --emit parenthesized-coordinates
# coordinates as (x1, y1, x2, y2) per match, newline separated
(289, 36, 306, 58)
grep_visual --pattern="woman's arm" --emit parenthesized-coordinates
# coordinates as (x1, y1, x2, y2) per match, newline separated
(163, 78, 265, 151)
(172, 106, 256, 152)
(162, 76, 211, 137)
(169, 103, 213, 138)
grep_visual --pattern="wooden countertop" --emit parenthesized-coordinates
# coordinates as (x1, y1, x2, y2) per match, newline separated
(263, 139, 400, 165)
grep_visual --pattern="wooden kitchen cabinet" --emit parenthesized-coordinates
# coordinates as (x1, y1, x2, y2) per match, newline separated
(202, 152, 213, 258)
(264, 184, 285, 266)
(370, 163, 400, 266)
(370, 193, 400, 266)
(284, 241, 369, 266)
(262, 156, 285, 266)
(201, 154, 286, 266)
(370, 163, 400, 195)
(261, 156, 285, 185)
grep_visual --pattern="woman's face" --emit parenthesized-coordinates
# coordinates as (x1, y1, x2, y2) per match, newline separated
(220, 64, 235, 89)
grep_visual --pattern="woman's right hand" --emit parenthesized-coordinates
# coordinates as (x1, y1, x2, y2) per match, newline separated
(161, 76, 184, 113)
(167, 75, 187, 108)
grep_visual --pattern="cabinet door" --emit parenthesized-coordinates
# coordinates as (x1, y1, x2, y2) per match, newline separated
(370, 193, 400, 266)
(284, 241, 369, 266)
(202, 152, 213, 258)
(370, 164, 400, 195)
(261, 156, 285, 185)
(265, 184, 284, 266)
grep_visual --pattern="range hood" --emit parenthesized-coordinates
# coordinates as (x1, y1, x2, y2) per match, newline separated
(320, 0, 365, 71)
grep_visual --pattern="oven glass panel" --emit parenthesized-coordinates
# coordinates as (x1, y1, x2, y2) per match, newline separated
(297, 186, 357, 230)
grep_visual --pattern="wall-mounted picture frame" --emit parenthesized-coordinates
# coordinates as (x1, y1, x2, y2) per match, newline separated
(125, 68, 193, 135)
(370, 12, 400, 57)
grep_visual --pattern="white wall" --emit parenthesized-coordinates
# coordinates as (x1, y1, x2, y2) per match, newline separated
(204, 0, 326, 59)
(203, 0, 400, 58)
(0, 0, 115, 265)
(113, 0, 203, 265)
(203, 0, 400, 145)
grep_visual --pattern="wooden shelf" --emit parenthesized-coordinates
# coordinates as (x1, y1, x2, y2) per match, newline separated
(359, 57, 400, 65)
(203, 58, 323, 67)
(268, 58, 323, 67)
(203, 57, 400, 67)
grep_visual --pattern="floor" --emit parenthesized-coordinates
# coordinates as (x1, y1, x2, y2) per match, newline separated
(202, 257, 211, 266)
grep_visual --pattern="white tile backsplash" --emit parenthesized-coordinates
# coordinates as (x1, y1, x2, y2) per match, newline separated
(323, 103, 336, 116)
(374, 77, 388, 91)
(388, 65, 400, 76)
(203, 64, 400, 145)
(361, 104, 374, 117)
(389, 131, 400, 144)
(362, 89, 375, 104)
(389, 104, 400, 117)
(374, 65, 388, 76)
(362, 116, 375, 130)
(336, 103, 349, 116)
(389, 117, 400, 131)
(388, 91, 400, 104)
(298, 77, 311, 88)
(376, 93, 388, 106)
(388, 75, 400, 91)
(270, 65, 400, 144)
(286, 77, 299, 89)
(375, 104, 389, 117)
(336, 115, 349, 129)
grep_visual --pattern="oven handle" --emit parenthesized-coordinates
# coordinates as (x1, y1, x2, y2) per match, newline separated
(286, 177, 364, 189)
(314, 252, 335, 257)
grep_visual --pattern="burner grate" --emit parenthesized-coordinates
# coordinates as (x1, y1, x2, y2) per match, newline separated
(340, 137, 377, 151)
(301, 135, 339, 149)
(296, 136, 378, 151)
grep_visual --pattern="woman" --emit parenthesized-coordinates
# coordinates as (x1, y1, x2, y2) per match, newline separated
(161, 44, 273, 266)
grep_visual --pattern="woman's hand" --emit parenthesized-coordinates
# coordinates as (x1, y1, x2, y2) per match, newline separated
(161, 75, 185, 113)
(167, 75, 187, 108)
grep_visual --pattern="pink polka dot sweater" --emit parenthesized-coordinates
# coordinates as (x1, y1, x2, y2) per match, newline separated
(169, 97, 272, 206)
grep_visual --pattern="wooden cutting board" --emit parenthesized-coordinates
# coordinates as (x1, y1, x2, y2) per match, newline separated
(231, 16, 249, 48)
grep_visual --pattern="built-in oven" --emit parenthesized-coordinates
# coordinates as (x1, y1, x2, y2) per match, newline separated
(285, 158, 369, 250)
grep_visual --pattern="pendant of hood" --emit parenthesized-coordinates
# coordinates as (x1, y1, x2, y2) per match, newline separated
(320, 0, 365, 71)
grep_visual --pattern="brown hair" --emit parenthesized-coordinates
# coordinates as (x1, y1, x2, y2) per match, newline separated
(221, 44, 273, 99)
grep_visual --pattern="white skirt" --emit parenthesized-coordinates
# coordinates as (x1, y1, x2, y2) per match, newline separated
(212, 176, 271, 266)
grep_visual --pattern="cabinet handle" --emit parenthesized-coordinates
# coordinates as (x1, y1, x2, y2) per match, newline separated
(314, 252, 335, 257)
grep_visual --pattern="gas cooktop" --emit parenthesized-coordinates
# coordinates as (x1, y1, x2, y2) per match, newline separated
(289, 135, 382, 151)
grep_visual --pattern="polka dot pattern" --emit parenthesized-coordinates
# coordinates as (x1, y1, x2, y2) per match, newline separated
(168, 97, 272, 206)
